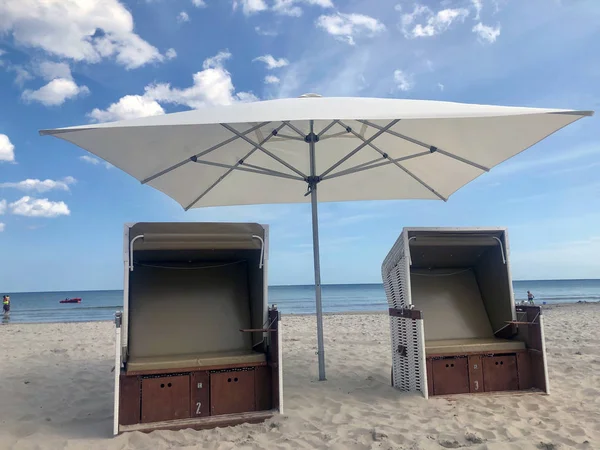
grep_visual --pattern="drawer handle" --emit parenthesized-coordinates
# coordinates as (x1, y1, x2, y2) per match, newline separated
(227, 377, 240, 383)
(495, 361, 504, 366)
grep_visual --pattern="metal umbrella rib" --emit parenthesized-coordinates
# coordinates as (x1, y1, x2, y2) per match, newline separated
(282, 121, 308, 139)
(185, 123, 288, 210)
(320, 119, 400, 178)
(358, 119, 490, 172)
(322, 151, 432, 180)
(190, 159, 303, 181)
(142, 121, 270, 184)
(336, 120, 447, 200)
(221, 123, 307, 178)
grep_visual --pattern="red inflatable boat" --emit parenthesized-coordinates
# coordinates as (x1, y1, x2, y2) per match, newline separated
(59, 298, 82, 304)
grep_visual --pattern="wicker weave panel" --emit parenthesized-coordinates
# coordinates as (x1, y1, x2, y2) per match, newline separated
(382, 230, 427, 396)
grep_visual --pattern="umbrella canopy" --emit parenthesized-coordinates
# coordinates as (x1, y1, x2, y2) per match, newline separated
(41, 96, 593, 380)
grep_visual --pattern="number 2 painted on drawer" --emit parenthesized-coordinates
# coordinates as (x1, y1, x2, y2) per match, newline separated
(196, 402, 202, 415)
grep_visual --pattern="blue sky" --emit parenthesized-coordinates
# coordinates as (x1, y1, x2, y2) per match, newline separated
(0, 0, 599, 292)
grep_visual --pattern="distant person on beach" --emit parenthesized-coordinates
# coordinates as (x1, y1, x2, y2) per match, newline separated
(527, 290, 535, 305)
(2, 295, 10, 314)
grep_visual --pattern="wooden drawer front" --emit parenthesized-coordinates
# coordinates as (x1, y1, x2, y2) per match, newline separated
(483, 355, 518, 392)
(431, 357, 469, 395)
(210, 370, 256, 416)
(119, 374, 141, 425)
(468, 355, 484, 394)
(141, 375, 191, 423)
(191, 372, 210, 417)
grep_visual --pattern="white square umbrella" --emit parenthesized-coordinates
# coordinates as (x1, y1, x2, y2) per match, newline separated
(41, 95, 592, 380)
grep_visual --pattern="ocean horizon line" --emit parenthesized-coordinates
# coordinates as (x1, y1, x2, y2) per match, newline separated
(5, 278, 600, 295)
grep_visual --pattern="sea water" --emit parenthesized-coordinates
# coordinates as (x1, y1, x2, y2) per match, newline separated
(2, 280, 599, 324)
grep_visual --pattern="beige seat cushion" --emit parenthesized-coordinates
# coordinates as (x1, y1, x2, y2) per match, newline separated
(425, 338, 525, 355)
(127, 350, 266, 372)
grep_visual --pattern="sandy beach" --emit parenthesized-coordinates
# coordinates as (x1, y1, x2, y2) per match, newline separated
(1, 303, 599, 450)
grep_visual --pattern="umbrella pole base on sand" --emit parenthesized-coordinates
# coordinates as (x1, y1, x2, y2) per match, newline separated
(309, 120, 327, 381)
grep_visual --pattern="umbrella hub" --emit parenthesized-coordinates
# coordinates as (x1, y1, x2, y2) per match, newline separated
(304, 175, 321, 197)
(304, 132, 319, 143)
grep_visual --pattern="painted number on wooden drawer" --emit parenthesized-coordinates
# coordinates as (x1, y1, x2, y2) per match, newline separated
(196, 402, 202, 415)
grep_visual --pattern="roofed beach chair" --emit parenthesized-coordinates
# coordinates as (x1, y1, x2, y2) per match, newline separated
(113, 222, 282, 434)
(382, 228, 549, 397)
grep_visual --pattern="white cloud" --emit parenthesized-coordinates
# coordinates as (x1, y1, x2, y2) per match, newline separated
(144, 51, 258, 109)
(274, 0, 333, 16)
(233, 0, 268, 15)
(316, 13, 386, 45)
(88, 51, 256, 119)
(235, 0, 330, 16)
(9, 66, 33, 86)
(255, 26, 278, 36)
(393, 69, 414, 91)
(401, 5, 469, 38)
(0, 0, 164, 69)
(235, 92, 259, 103)
(177, 11, 190, 23)
(272, 0, 303, 16)
(203, 52, 231, 68)
(22, 78, 90, 106)
(165, 48, 177, 60)
(192, 0, 206, 7)
(37, 61, 72, 80)
(88, 95, 165, 123)
(0, 134, 16, 162)
(0, 176, 76, 193)
(400, 5, 430, 33)
(265, 75, 280, 84)
(0, 223, 4, 232)
(473, 22, 501, 43)
(302, 0, 333, 6)
(0, 200, 6, 214)
(9, 196, 70, 218)
(79, 155, 111, 168)
(472, 0, 483, 20)
(80, 155, 100, 165)
(253, 54, 289, 69)
(437, 82, 445, 91)
(394, 4, 402, 12)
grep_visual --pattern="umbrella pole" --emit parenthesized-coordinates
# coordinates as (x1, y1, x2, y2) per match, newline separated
(309, 120, 326, 381)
